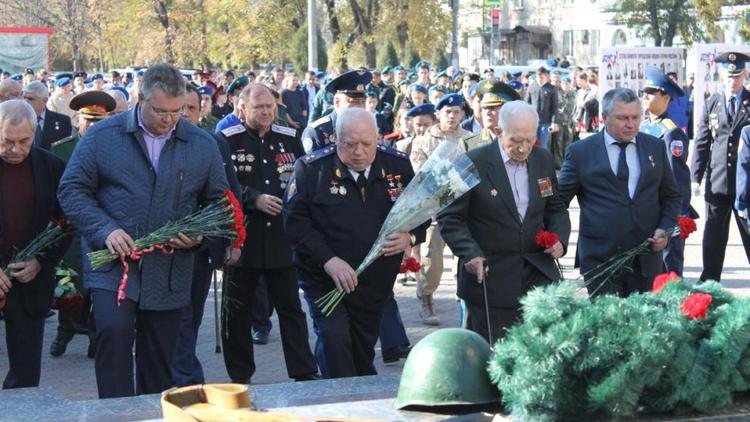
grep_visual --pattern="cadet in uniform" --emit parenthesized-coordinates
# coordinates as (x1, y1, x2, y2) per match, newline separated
(301, 69, 372, 154)
(47, 74, 76, 120)
(461, 78, 520, 151)
(214, 76, 249, 134)
(691, 52, 750, 281)
(219, 84, 319, 384)
(640, 65, 697, 276)
(49, 90, 117, 358)
(284, 108, 427, 378)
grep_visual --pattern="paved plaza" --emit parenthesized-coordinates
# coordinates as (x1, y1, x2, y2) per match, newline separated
(1, 195, 749, 402)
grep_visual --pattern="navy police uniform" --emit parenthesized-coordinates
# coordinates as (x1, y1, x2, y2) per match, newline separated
(691, 52, 750, 281)
(640, 65, 696, 275)
(219, 122, 318, 383)
(301, 69, 373, 154)
(283, 144, 427, 378)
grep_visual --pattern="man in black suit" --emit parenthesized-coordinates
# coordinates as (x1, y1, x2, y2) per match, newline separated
(525, 67, 559, 150)
(0, 99, 70, 388)
(22, 81, 72, 150)
(439, 101, 570, 342)
(558, 88, 682, 297)
(691, 52, 750, 282)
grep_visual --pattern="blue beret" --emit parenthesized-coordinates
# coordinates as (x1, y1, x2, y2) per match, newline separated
(467, 82, 478, 97)
(435, 93, 464, 110)
(55, 77, 72, 88)
(436, 70, 448, 78)
(382, 66, 393, 74)
(55, 72, 73, 81)
(508, 80, 523, 90)
(198, 86, 214, 96)
(110, 85, 130, 101)
(562, 77, 572, 83)
(409, 84, 428, 95)
(10, 74, 21, 81)
(406, 103, 435, 117)
(511, 71, 522, 78)
(642, 65, 684, 98)
(92, 73, 104, 81)
(394, 65, 405, 72)
(429, 85, 447, 94)
(324, 68, 372, 97)
(135, 70, 145, 77)
(716, 52, 750, 76)
(315, 71, 326, 79)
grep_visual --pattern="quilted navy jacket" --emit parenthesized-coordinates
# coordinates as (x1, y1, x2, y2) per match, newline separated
(58, 107, 229, 310)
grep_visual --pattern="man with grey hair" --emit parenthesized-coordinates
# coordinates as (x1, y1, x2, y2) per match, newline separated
(58, 63, 230, 398)
(0, 99, 70, 388)
(106, 88, 129, 114)
(558, 88, 681, 297)
(284, 107, 427, 378)
(23, 81, 71, 149)
(439, 101, 570, 342)
(0, 79, 23, 102)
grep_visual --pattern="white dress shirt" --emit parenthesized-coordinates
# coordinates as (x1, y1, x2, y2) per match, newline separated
(499, 143, 529, 221)
(604, 129, 640, 198)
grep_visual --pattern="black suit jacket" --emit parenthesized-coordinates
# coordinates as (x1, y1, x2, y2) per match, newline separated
(36, 109, 73, 150)
(691, 88, 750, 197)
(558, 131, 682, 277)
(438, 143, 571, 308)
(1, 147, 71, 316)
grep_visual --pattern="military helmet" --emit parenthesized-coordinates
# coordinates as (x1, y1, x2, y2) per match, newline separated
(394, 328, 499, 409)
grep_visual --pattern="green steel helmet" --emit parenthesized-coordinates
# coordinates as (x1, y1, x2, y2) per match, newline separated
(394, 328, 499, 409)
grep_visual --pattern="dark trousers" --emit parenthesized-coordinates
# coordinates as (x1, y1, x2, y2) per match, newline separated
(221, 266, 316, 382)
(663, 236, 685, 276)
(90, 288, 183, 398)
(466, 303, 520, 345)
(586, 258, 650, 298)
(303, 285, 386, 379)
(171, 252, 213, 386)
(55, 291, 95, 343)
(378, 292, 409, 357)
(251, 278, 273, 334)
(701, 190, 750, 281)
(465, 262, 548, 344)
(2, 292, 46, 389)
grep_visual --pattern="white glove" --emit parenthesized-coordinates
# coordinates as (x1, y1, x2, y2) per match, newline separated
(691, 182, 701, 197)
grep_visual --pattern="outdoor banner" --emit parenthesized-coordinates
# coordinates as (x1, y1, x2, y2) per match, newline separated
(0, 27, 53, 73)
(690, 43, 750, 136)
(599, 46, 684, 98)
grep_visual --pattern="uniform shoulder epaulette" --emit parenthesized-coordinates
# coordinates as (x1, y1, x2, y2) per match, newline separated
(661, 118, 677, 130)
(377, 143, 409, 160)
(51, 135, 75, 148)
(462, 132, 480, 142)
(221, 124, 246, 137)
(310, 115, 331, 129)
(302, 145, 336, 164)
(272, 123, 296, 137)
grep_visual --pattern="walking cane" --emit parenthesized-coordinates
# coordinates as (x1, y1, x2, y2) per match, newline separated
(481, 263, 494, 347)
(213, 269, 221, 354)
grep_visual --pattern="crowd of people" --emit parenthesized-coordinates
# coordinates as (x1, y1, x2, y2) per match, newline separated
(0, 49, 749, 400)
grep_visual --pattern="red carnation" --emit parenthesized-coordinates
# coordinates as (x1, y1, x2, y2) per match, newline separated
(677, 216, 697, 240)
(680, 293, 713, 320)
(223, 191, 247, 248)
(535, 230, 559, 250)
(652, 271, 681, 293)
(399, 257, 422, 273)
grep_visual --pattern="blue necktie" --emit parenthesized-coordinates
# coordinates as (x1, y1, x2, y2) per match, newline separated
(729, 96, 737, 121)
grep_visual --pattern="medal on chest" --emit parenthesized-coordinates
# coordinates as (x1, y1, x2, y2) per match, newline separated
(386, 174, 404, 202)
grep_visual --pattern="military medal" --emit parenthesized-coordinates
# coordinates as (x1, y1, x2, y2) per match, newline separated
(490, 189, 498, 197)
(538, 178, 553, 198)
(279, 143, 286, 153)
(54, 121, 60, 131)
(335, 168, 342, 179)
(247, 154, 255, 162)
(394, 175, 402, 189)
(238, 154, 246, 162)
(339, 186, 347, 196)
(330, 179, 339, 195)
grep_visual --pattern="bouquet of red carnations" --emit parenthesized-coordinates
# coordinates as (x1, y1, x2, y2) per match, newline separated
(86, 191, 246, 305)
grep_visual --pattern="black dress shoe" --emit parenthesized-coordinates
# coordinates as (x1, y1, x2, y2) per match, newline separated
(382, 345, 411, 363)
(294, 373, 321, 382)
(251, 330, 269, 345)
(50, 333, 74, 357)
